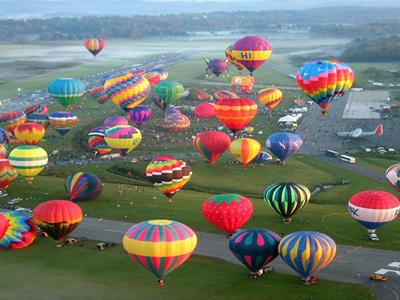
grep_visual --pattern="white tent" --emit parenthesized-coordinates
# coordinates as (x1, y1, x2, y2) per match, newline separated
(278, 115, 298, 124)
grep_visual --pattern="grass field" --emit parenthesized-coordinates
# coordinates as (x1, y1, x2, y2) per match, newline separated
(355, 154, 400, 172)
(0, 238, 374, 300)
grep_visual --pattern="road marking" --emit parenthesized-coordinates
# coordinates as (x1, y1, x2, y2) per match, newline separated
(384, 285, 399, 300)
(374, 269, 400, 276)
(103, 229, 124, 233)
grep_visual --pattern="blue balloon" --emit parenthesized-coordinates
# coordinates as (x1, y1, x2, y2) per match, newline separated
(266, 132, 302, 163)
(253, 151, 272, 164)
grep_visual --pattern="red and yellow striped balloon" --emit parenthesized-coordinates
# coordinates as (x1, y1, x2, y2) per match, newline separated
(14, 123, 45, 145)
(257, 88, 283, 110)
(0, 159, 17, 189)
(229, 138, 261, 166)
(231, 76, 255, 94)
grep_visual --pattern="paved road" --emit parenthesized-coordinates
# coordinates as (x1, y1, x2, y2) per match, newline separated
(74, 217, 399, 300)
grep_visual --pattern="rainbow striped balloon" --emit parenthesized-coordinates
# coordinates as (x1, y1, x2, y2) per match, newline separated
(88, 126, 112, 155)
(24, 104, 48, 116)
(65, 171, 103, 201)
(49, 112, 78, 136)
(0, 210, 36, 249)
(104, 125, 142, 155)
(214, 90, 238, 101)
(161, 113, 191, 132)
(123, 219, 197, 285)
(27, 113, 49, 128)
(0, 159, 17, 189)
(0, 111, 26, 132)
(104, 73, 151, 111)
(257, 88, 283, 110)
(89, 86, 110, 104)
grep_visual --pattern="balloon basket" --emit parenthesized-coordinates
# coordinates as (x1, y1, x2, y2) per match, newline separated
(282, 218, 291, 224)
(167, 198, 172, 203)
(157, 279, 165, 287)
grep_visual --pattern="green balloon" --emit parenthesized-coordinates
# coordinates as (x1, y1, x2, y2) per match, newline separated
(154, 80, 184, 109)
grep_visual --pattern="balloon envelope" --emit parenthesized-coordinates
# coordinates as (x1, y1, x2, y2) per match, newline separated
(85, 38, 105, 56)
(258, 88, 283, 110)
(0, 159, 17, 189)
(48, 78, 85, 109)
(129, 105, 152, 126)
(154, 81, 185, 110)
(194, 102, 216, 118)
(65, 171, 103, 201)
(14, 123, 45, 145)
(215, 98, 257, 133)
(48, 112, 78, 136)
(0, 112, 26, 132)
(386, 163, 400, 191)
(0, 210, 36, 249)
(104, 125, 142, 155)
(266, 132, 302, 163)
(193, 131, 231, 165)
(206, 58, 229, 77)
(229, 138, 261, 166)
(104, 115, 128, 127)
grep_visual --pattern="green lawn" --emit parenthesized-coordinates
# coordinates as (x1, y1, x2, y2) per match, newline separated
(0, 238, 375, 300)
(355, 154, 400, 173)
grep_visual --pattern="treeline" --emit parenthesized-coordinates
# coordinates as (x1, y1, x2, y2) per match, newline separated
(340, 36, 400, 62)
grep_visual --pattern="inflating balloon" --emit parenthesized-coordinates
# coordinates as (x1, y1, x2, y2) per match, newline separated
(205, 58, 229, 77)
(0, 111, 26, 132)
(27, 113, 49, 128)
(161, 113, 191, 132)
(213, 90, 238, 101)
(0, 210, 36, 249)
(386, 163, 400, 191)
(194, 102, 216, 119)
(88, 86, 110, 104)
(24, 104, 48, 116)
(65, 171, 103, 201)
(88, 126, 112, 156)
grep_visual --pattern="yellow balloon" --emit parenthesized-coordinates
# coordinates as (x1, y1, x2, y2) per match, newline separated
(229, 138, 261, 166)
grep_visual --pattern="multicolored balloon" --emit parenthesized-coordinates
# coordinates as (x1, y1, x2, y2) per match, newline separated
(154, 80, 185, 111)
(14, 123, 45, 145)
(48, 112, 78, 136)
(205, 58, 229, 77)
(151, 68, 168, 80)
(348, 190, 399, 236)
(0, 210, 36, 249)
(194, 102, 216, 119)
(0, 111, 26, 132)
(386, 163, 400, 191)
(33, 200, 83, 241)
(213, 90, 238, 101)
(229, 138, 261, 166)
(263, 183, 311, 224)
(84, 38, 106, 57)
(161, 113, 191, 132)
(144, 71, 161, 87)
(0, 212, 8, 240)
(88, 126, 112, 155)
(202, 194, 253, 235)
(104, 73, 151, 112)
(65, 171, 103, 201)
(279, 231, 336, 282)
(48, 78, 85, 109)
(266, 132, 302, 164)
(88, 85, 110, 104)
(296, 60, 355, 116)
(24, 104, 48, 116)
(104, 125, 142, 155)
(0, 159, 17, 190)
(27, 113, 49, 128)
(257, 88, 283, 110)
(215, 98, 258, 133)
(229, 228, 281, 275)
(123, 220, 197, 285)
(231, 36, 272, 75)
(231, 76, 255, 94)
(8, 145, 48, 183)
(193, 131, 231, 165)
(104, 115, 128, 127)
(145, 156, 192, 201)
(0, 145, 7, 159)
(129, 105, 152, 126)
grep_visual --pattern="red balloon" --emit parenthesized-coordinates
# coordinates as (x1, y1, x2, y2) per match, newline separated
(202, 194, 253, 234)
(215, 98, 257, 133)
(0, 212, 8, 240)
(194, 102, 216, 119)
(193, 131, 231, 165)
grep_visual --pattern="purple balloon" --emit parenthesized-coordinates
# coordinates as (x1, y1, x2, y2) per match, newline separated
(104, 115, 128, 127)
(206, 59, 229, 77)
(129, 105, 152, 126)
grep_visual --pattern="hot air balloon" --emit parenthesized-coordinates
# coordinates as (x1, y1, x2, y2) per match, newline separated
(0, 159, 17, 190)
(215, 98, 258, 133)
(244, 126, 254, 134)
(0, 128, 9, 145)
(202, 194, 253, 235)
(187, 88, 213, 101)
(48, 78, 85, 109)
(48, 112, 78, 136)
(161, 113, 191, 132)
(205, 58, 229, 77)
(231, 76, 255, 94)
(279, 231, 336, 284)
(8, 146, 48, 183)
(123, 220, 197, 286)
(263, 183, 311, 224)
(104, 73, 151, 112)
(193, 131, 231, 165)
(14, 123, 45, 145)
(0, 145, 7, 159)
(84, 38, 106, 57)
(65, 171, 103, 201)
(296, 60, 355, 116)
(213, 90, 238, 101)
(266, 132, 302, 164)
(229, 228, 281, 278)
(145, 156, 192, 202)
(348, 190, 399, 241)
(231, 36, 272, 75)
(153, 80, 185, 111)
(194, 102, 216, 119)
(253, 151, 272, 164)
(27, 113, 49, 128)
(33, 200, 83, 241)
(257, 88, 283, 110)
(164, 108, 182, 117)
(386, 163, 400, 191)
(0, 212, 8, 241)
(24, 104, 48, 116)
(150, 68, 168, 80)
(229, 138, 261, 166)
(88, 86, 110, 104)
(144, 71, 161, 87)
(104, 115, 128, 127)
(225, 45, 245, 72)
(104, 125, 142, 155)
(88, 126, 112, 155)
(129, 105, 152, 126)
(0, 210, 36, 249)
(0, 111, 26, 132)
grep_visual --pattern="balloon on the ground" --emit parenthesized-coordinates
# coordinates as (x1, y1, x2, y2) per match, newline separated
(266, 132, 302, 163)
(24, 104, 48, 116)
(104, 73, 151, 112)
(386, 163, 400, 191)
(0, 212, 8, 240)
(27, 113, 49, 128)
(348, 190, 400, 234)
(8, 145, 48, 183)
(279, 231, 336, 281)
(213, 90, 238, 101)
(104, 115, 128, 127)
(231, 36, 272, 75)
(263, 183, 311, 223)
(0, 128, 9, 145)
(123, 220, 197, 285)
(145, 156, 192, 201)
(88, 126, 112, 156)
(215, 98, 258, 133)
(33, 200, 83, 241)
(231, 76, 255, 94)
(205, 58, 229, 77)
(161, 113, 191, 132)
(202, 194, 253, 234)
(129, 105, 152, 126)
(164, 108, 182, 117)
(0, 210, 36, 249)
(194, 102, 216, 119)
(253, 151, 272, 164)
(229, 138, 261, 166)
(104, 125, 142, 155)
(65, 171, 103, 201)
(229, 228, 281, 274)
(187, 88, 213, 101)
(193, 131, 231, 165)
(296, 60, 355, 116)
(244, 126, 254, 134)
(14, 123, 45, 145)
(0, 111, 26, 132)
(48, 78, 85, 109)
(153, 80, 185, 110)
(48, 112, 78, 136)
(0, 145, 7, 159)
(84, 38, 105, 57)
(0, 159, 17, 190)
(257, 88, 283, 110)
(88, 86, 110, 104)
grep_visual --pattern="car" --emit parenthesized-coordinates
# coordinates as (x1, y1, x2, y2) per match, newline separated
(370, 274, 388, 282)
